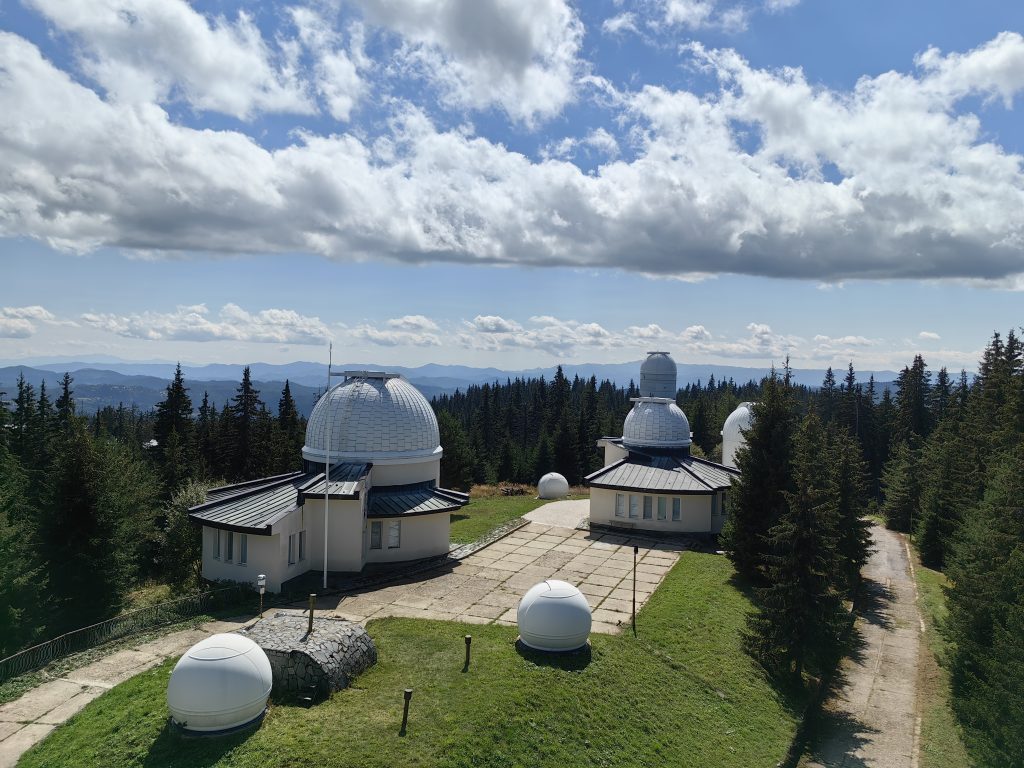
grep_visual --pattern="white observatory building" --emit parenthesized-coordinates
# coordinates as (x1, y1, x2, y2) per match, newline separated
(721, 402, 755, 469)
(585, 352, 741, 534)
(189, 372, 468, 592)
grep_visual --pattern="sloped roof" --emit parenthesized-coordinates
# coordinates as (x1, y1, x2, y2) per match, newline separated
(205, 472, 305, 502)
(585, 452, 739, 495)
(367, 483, 469, 518)
(295, 462, 371, 502)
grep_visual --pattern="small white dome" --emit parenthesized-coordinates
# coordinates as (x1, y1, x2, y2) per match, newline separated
(537, 472, 569, 500)
(622, 398, 692, 449)
(302, 373, 440, 464)
(721, 402, 755, 469)
(167, 633, 272, 733)
(639, 351, 677, 398)
(517, 580, 592, 652)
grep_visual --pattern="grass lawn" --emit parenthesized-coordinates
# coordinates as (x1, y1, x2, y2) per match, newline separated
(20, 552, 805, 768)
(911, 547, 974, 768)
(448, 494, 585, 545)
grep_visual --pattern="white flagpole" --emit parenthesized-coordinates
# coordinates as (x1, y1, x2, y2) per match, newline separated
(323, 342, 332, 590)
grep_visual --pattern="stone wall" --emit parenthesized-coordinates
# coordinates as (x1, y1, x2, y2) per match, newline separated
(238, 614, 377, 698)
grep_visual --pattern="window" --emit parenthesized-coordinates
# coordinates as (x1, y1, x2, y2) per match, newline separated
(672, 498, 681, 521)
(370, 521, 382, 550)
(657, 497, 667, 521)
(225, 532, 234, 563)
(628, 495, 639, 519)
(643, 496, 653, 520)
(298, 530, 306, 561)
(239, 534, 247, 565)
(214, 529, 221, 560)
(288, 533, 296, 565)
(388, 521, 401, 549)
(615, 494, 625, 517)
(711, 494, 719, 517)
(721, 493, 727, 517)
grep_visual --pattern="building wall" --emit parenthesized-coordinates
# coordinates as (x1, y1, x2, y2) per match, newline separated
(589, 488, 727, 534)
(201, 526, 287, 591)
(301, 498, 366, 573)
(369, 458, 440, 486)
(363, 512, 449, 564)
(598, 440, 629, 467)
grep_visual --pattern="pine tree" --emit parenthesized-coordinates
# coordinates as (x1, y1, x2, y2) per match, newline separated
(745, 411, 846, 678)
(819, 367, 837, 424)
(880, 442, 920, 533)
(160, 480, 208, 587)
(228, 367, 264, 480)
(54, 372, 75, 427)
(437, 411, 473, 490)
(275, 380, 304, 473)
(829, 429, 872, 592)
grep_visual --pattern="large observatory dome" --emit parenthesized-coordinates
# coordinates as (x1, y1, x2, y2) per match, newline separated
(622, 399, 692, 449)
(166, 633, 272, 734)
(302, 372, 441, 464)
(721, 402, 755, 468)
(639, 352, 677, 398)
(517, 580, 592, 652)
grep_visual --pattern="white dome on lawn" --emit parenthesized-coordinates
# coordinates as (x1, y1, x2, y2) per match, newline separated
(639, 351, 677, 398)
(721, 402, 755, 469)
(537, 472, 569, 500)
(167, 633, 272, 734)
(622, 398, 692, 449)
(517, 580, 592, 652)
(302, 372, 441, 464)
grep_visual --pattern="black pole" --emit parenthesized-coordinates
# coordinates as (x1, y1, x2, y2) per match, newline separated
(400, 688, 413, 735)
(632, 545, 639, 635)
(464, 635, 472, 671)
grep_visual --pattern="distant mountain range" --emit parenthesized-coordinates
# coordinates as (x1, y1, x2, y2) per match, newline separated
(0, 357, 903, 416)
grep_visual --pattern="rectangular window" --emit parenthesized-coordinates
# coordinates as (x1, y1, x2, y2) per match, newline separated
(628, 495, 639, 519)
(614, 494, 625, 517)
(226, 532, 234, 563)
(370, 521, 382, 550)
(239, 534, 247, 565)
(657, 497, 667, 521)
(672, 498, 681, 521)
(298, 530, 306, 561)
(388, 521, 401, 549)
(214, 529, 221, 560)
(288, 533, 296, 565)
(643, 496, 653, 520)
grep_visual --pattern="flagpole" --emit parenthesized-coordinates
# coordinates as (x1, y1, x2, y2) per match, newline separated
(323, 342, 332, 590)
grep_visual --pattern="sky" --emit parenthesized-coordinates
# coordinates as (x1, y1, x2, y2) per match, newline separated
(1, 0, 1023, 373)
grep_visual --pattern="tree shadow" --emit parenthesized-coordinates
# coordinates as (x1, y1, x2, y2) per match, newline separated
(855, 577, 894, 630)
(449, 513, 470, 523)
(144, 718, 259, 768)
(514, 639, 592, 671)
(801, 709, 879, 768)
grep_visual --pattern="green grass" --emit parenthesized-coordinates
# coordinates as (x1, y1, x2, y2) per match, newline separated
(911, 548, 974, 768)
(448, 495, 584, 545)
(20, 553, 805, 768)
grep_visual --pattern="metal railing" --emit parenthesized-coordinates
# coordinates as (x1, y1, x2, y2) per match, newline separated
(0, 585, 247, 685)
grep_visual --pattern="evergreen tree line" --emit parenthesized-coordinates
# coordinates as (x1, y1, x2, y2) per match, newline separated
(0, 365, 309, 656)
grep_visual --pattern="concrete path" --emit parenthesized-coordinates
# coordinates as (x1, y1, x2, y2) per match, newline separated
(802, 525, 921, 768)
(0, 619, 248, 768)
(523, 498, 589, 528)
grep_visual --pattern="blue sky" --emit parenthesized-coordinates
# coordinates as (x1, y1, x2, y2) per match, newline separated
(1, 0, 1023, 372)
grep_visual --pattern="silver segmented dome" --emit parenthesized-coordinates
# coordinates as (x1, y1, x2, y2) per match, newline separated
(622, 398, 692, 449)
(302, 374, 440, 462)
(639, 351, 677, 398)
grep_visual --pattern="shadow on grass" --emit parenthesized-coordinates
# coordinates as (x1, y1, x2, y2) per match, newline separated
(450, 513, 470, 524)
(143, 719, 257, 768)
(514, 640, 592, 671)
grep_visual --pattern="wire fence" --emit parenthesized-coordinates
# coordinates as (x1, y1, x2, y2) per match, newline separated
(0, 585, 248, 685)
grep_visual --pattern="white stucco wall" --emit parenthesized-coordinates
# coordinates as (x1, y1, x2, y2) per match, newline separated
(598, 440, 629, 467)
(589, 488, 726, 534)
(363, 512, 449, 564)
(201, 526, 287, 591)
(300, 497, 366, 573)
(368, 458, 440, 486)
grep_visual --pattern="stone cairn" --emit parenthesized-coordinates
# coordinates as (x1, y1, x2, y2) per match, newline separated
(237, 613, 377, 700)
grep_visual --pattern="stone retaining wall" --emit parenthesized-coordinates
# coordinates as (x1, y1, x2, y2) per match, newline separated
(237, 614, 377, 698)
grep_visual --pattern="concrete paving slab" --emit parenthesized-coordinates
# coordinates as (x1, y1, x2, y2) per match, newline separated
(0, 724, 54, 768)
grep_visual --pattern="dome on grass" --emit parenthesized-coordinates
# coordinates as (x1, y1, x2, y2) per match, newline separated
(622, 399, 692, 450)
(538, 472, 569, 500)
(302, 372, 440, 464)
(721, 402, 755, 469)
(517, 580, 592, 652)
(167, 633, 272, 734)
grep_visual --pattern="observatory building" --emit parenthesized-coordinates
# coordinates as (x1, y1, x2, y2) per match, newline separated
(585, 352, 741, 534)
(189, 372, 468, 592)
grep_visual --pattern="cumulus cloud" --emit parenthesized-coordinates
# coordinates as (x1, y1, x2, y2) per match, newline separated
(80, 303, 330, 343)
(1, 28, 1024, 283)
(350, 323, 441, 347)
(919, 331, 941, 340)
(0, 305, 69, 337)
(386, 314, 440, 331)
(602, 13, 639, 36)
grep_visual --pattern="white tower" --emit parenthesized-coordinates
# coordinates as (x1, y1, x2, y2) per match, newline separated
(639, 352, 677, 399)
(721, 402, 755, 469)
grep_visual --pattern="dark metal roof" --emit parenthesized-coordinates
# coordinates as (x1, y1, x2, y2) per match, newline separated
(296, 463, 371, 502)
(189, 473, 309, 535)
(585, 452, 739, 494)
(367, 483, 469, 518)
(205, 472, 305, 502)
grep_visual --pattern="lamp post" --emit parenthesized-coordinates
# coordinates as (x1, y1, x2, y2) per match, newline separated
(257, 574, 266, 618)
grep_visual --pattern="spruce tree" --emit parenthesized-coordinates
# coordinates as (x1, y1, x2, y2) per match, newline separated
(228, 367, 264, 480)
(276, 380, 304, 472)
(829, 429, 872, 592)
(879, 442, 920, 533)
(437, 411, 473, 490)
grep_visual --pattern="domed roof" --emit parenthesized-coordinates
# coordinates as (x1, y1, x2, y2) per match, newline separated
(537, 472, 569, 500)
(622, 398, 692, 449)
(639, 351, 677, 398)
(517, 580, 592, 652)
(721, 402, 755, 468)
(167, 633, 272, 733)
(302, 373, 440, 463)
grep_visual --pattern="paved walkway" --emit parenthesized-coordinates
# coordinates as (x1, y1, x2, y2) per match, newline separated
(523, 498, 589, 528)
(0, 619, 248, 768)
(802, 525, 921, 768)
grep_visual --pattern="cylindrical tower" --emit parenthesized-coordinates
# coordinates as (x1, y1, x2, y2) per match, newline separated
(639, 352, 677, 399)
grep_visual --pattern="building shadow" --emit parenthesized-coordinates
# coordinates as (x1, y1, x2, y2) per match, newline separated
(514, 639, 592, 671)
(144, 719, 257, 767)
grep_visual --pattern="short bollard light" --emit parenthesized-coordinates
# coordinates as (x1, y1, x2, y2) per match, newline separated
(400, 688, 413, 734)
(464, 634, 472, 670)
(257, 574, 267, 618)
(308, 593, 317, 635)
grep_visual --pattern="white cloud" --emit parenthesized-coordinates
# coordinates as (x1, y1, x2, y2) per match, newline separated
(0, 305, 70, 337)
(919, 331, 941, 340)
(25, 0, 313, 120)
(387, 314, 440, 331)
(602, 13, 639, 36)
(80, 303, 330, 344)
(291, 8, 367, 122)
(764, 0, 800, 12)
(0, 318, 35, 338)
(472, 315, 523, 333)
(355, 0, 584, 125)
(349, 323, 441, 347)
